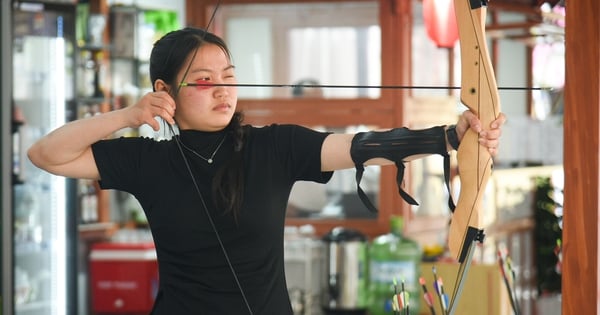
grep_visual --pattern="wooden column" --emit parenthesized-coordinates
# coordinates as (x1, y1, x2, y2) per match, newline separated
(386, 0, 413, 219)
(563, 0, 600, 314)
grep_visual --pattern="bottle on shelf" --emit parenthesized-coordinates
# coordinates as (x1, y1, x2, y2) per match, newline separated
(78, 179, 98, 224)
(368, 216, 422, 315)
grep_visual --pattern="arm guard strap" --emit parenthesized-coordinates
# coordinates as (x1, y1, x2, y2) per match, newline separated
(350, 126, 456, 213)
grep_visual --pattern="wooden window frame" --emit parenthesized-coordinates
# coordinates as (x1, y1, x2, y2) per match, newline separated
(186, 0, 412, 238)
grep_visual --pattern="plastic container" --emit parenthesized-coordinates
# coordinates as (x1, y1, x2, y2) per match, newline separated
(89, 242, 158, 314)
(368, 216, 421, 315)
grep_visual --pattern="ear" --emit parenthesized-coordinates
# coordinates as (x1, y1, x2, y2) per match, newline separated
(154, 79, 170, 93)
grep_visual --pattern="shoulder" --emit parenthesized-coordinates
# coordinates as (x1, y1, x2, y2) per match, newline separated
(92, 136, 175, 158)
(245, 124, 329, 141)
(95, 135, 171, 146)
(242, 125, 330, 157)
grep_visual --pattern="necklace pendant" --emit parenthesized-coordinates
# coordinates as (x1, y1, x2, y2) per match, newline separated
(178, 133, 227, 165)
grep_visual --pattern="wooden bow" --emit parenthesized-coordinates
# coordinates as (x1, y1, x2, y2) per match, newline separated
(445, 0, 501, 313)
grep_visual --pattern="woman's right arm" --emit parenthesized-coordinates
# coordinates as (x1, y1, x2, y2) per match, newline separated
(27, 91, 176, 180)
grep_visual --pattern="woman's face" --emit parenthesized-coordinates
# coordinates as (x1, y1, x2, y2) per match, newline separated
(173, 43, 238, 131)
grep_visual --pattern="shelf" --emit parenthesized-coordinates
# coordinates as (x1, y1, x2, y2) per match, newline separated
(486, 217, 535, 236)
(77, 96, 107, 104)
(78, 222, 118, 242)
(78, 43, 111, 52)
(14, 241, 52, 256)
(15, 300, 53, 313)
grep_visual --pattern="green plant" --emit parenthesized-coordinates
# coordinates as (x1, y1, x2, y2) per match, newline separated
(533, 176, 562, 294)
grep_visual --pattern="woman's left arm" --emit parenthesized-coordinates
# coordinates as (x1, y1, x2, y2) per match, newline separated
(320, 110, 506, 172)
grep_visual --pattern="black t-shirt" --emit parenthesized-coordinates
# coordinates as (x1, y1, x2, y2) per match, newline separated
(92, 124, 333, 315)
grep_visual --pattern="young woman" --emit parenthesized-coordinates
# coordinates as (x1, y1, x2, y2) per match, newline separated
(28, 28, 505, 314)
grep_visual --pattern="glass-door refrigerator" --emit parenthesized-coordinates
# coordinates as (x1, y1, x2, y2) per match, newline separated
(3, 2, 78, 315)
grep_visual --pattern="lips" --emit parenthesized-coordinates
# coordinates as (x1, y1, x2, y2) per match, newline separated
(213, 103, 230, 111)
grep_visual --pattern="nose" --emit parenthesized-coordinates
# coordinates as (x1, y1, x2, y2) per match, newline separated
(212, 81, 230, 98)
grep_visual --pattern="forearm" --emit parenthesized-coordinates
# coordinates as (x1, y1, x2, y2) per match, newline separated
(321, 125, 458, 171)
(349, 126, 453, 212)
(350, 126, 449, 166)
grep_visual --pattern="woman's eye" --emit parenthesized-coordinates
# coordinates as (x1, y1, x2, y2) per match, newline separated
(194, 78, 214, 90)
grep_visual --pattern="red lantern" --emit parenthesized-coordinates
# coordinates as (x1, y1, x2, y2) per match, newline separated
(423, 0, 459, 48)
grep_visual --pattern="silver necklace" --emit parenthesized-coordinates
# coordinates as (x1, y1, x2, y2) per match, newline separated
(179, 133, 227, 164)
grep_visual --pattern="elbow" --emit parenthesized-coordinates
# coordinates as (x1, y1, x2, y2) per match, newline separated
(27, 142, 48, 170)
(27, 143, 41, 167)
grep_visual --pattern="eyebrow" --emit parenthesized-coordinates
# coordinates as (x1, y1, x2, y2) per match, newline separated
(190, 65, 236, 74)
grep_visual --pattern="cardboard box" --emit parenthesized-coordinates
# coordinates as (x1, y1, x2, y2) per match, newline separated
(418, 262, 511, 315)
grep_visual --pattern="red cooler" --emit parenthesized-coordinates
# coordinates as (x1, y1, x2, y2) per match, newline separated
(90, 242, 158, 314)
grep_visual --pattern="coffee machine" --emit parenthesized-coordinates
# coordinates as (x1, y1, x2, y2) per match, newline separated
(321, 227, 368, 315)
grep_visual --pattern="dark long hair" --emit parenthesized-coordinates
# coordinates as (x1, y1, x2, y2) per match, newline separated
(150, 27, 246, 219)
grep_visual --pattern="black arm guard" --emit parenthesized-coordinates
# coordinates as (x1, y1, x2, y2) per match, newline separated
(350, 126, 456, 213)
(446, 125, 460, 150)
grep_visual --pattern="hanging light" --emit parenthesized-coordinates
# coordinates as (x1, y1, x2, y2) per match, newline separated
(423, 0, 459, 48)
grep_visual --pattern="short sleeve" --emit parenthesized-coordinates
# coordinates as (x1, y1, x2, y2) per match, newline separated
(271, 124, 333, 184)
(91, 137, 151, 194)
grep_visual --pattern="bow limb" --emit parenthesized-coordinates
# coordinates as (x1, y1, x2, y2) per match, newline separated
(447, 0, 501, 261)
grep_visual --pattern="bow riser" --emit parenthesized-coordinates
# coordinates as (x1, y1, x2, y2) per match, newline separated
(447, 0, 501, 260)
